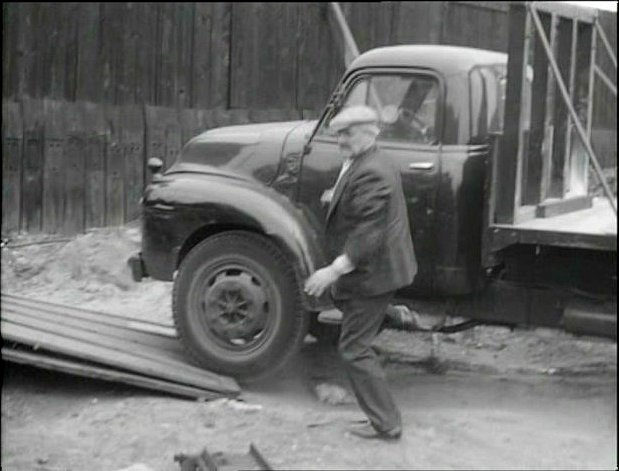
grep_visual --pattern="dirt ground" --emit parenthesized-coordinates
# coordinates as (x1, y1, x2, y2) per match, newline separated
(1, 224, 617, 470)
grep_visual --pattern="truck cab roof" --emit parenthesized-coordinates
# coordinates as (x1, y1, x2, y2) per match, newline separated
(349, 45, 507, 76)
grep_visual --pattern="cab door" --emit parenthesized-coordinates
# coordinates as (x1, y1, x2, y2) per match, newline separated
(296, 70, 443, 292)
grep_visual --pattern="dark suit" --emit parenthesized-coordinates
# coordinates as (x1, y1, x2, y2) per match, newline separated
(325, 144, 416, 433)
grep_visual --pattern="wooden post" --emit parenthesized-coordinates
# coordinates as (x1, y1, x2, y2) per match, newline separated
(496, 3, 527, 224)
(524, 10, 552, 206)
(540, 13, 558, 202)
(563, 19, 578, 197)
(548, 16, 573, 198)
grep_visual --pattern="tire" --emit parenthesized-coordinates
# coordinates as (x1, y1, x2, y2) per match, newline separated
(173, 231, 309, 382)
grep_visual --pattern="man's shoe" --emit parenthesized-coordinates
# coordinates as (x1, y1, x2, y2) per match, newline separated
(348, 422, 402, 441)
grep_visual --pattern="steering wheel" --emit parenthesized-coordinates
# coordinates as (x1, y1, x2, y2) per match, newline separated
(397, 107, 430, 142)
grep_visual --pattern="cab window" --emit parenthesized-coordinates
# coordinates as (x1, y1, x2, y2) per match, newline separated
(318, 73, 440, 145)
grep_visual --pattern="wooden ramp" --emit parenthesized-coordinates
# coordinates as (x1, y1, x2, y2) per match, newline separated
(1, 293, 240, 400)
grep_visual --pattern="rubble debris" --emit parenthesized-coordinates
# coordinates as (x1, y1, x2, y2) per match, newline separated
(314, 383, 355, 405)
(174, 443, 272, 471)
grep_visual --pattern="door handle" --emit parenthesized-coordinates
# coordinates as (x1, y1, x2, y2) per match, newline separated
(408, 162, 434, 170)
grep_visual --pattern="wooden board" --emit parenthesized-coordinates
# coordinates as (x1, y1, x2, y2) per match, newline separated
(2, 347, 222, 400)
(63, 101, 86, 234)
(134, 3, 158, 105)
(2, 293, 176, 334)
(444, 1, 508, 52)
(42, 99, 66, 234)
(62, 3, 79, 101)
(99, 3, 125, 105)
(3, 3, 19, 99)
(144, 105, 182, 178)
(230, 3, 298, 108)
(21, 97, 44, 233)
(75, 3, 101, 102)
(83, 102, 107, 230)
(0, 317, 240, 395)
(104, 105, 125, 226)
(121, 105, 145, 223)
(524, 11, 552, 206)
(297, 4, 345, 111)
(391, 2, 445, 45)
(1, 301, 182, 356)
(491, 198, 617, 252)
(192, 3, 231, 108)
(2, 101, 23, 234)
(495, 3, 527, 224)
(549, 17, 573, 199)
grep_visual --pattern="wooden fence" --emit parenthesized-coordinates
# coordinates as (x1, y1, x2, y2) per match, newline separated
(2, 2, 616, 235)
(1, 99, 305, 235)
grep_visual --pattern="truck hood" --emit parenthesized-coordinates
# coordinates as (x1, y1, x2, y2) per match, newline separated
(168, 120, 317, 185)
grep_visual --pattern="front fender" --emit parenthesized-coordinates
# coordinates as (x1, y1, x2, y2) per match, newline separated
(141, 172, 332, 311)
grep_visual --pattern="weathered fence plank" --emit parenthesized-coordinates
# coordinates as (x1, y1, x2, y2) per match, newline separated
(99, 3, 125, 105)
(104, 105, 125, 226)
(443, 2, 508, 51)
(84, 102, 107, 230)
(42, 99, 66, 234)
(2, 101, 23, 234)
(230, 3, 298, 108)
(145, 105, 182, 181)
(21, 98, 44, 233)
(391, 2, 445, 45)
(64, 102, 86, 234)
(3, 4, 18, 99)
(122, 105, 145, 222)
(297, 3, 344, 110)
(192, 3, 231, 109)
(75, 3, 102, 103)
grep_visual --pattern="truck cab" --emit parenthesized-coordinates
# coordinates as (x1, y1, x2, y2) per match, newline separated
(130, 45, 616, 380)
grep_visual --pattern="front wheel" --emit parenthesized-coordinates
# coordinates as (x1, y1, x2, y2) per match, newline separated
(173, 231, 309, 381)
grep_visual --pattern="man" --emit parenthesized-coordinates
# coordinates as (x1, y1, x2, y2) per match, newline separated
(305, 105, 417, 441)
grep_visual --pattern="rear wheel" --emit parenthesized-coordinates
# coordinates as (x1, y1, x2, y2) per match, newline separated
(173, 231, 308, 381)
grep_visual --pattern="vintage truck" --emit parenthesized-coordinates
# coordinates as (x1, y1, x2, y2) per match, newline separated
(129, 43, 617, 380)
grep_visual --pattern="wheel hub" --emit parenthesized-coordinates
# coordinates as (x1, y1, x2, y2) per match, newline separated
(203, 271, 267, 341)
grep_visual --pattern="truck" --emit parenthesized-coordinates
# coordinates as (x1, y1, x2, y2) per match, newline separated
(128, 5, 616, 380)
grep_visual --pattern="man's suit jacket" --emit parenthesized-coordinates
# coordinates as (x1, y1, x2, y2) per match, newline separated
(325, 145, 417, 299)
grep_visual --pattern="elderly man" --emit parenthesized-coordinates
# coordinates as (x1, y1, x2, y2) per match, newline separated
(305, 105, 417, 440)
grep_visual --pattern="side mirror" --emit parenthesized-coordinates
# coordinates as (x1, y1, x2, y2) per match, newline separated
(147, 157, 164, 175)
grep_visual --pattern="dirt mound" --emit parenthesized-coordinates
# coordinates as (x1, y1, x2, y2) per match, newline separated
(1, 223, 173, 324)
(2, 225, 139, 294)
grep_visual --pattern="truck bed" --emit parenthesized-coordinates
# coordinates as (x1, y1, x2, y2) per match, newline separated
(489, 197, 617, 252)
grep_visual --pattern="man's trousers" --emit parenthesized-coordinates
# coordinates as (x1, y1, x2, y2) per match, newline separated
(333, 291, 402, 433)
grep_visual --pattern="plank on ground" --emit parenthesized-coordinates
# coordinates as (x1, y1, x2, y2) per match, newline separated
(0, 311, 195, 377)
(1, 293, 176, 335)
(2, 347, 221, 400)
(1, 301, 182, 355)
(1, 318, 240, 395)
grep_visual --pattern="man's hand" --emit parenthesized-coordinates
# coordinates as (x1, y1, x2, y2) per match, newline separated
(304, 265, 340, 297)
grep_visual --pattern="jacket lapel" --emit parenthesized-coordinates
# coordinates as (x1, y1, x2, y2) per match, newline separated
(326, 163, 354, 222)
(326, 146, 376, 223)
